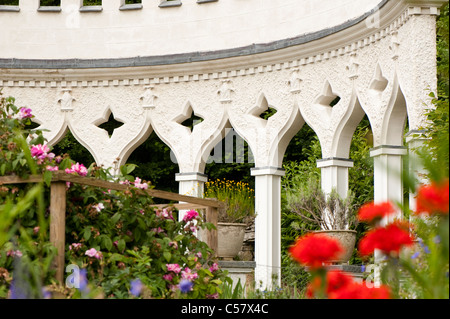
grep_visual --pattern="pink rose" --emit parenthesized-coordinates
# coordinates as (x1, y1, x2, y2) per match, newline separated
(65, 163, 88, 176)
(85, 248, 102, 259)
(183, 210, 199, 222)
(134, 177, 149, 190)
(166, 263, 181, 274)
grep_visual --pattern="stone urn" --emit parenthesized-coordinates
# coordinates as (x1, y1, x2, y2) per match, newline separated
(314, 229, 357, 264)
(217, 222, 247, 260)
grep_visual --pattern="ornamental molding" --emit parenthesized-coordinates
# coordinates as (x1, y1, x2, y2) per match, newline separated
(0, 0, 442, 88)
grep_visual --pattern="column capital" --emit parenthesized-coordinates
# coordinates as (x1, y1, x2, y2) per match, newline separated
(370, 145, 407, 157)
(250, 166, 285, 176)
(175, 172, 208, 183)
(405, 129, 430, 144)
(316, 157, 354, 168)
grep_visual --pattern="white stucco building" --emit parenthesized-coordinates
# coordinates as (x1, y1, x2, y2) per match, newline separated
(0, 0, 445, 288)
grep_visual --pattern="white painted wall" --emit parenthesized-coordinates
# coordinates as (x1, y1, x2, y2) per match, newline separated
(0, 0, 382, 59)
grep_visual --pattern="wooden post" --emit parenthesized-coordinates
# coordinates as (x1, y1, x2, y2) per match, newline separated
(205, 206, 218, 255)
(50, 182, 66, 284)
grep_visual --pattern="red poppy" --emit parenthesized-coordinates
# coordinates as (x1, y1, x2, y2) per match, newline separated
(306, 270, 354, 298)
(415, 179, 449, 215)
(357, 201, 396, 224)
(358, 222, 414, 257)
(328, 281, 391, 299)
(289, 233, 344, 269)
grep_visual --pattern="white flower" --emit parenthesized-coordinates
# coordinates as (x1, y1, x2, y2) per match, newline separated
(93, 203, 105, 212)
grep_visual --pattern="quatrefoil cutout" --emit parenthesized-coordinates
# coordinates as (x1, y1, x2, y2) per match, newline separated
(94, 109, 125, 138)
(248, 94, 278, 127)
(173, 102, 204, 133)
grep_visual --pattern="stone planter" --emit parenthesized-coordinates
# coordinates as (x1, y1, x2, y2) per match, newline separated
(314, 229, 357, 264)
(217, 222, 247, 260)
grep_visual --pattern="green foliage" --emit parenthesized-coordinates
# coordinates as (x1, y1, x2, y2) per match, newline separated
(126, 132, 179, 194)
(0, 0, 18, 5)
(0, 93, 229, 299)
(285, 177, 358, 230)
(204, 179, 255, 223)
(51, 130, 95, 167)
(418, 2, 449, 182)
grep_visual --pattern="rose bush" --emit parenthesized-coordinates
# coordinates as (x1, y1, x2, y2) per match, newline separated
(0, 92, 229, 299)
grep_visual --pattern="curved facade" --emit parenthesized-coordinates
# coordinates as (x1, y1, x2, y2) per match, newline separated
(0, 0, 445, 288)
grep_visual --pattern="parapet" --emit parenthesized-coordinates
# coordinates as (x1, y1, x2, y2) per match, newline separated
(0, 0, 384, 60)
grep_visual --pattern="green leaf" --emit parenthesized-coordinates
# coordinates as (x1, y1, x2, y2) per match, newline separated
(163, 251, 171, 263)
(117, 239, 126, 252)
(83, 227, 92, 241)
(111, 213, 121, 224)
(104, 236, 113, 251)
(174, 234, 184, 242)
(126, 164, 137, 175)
(43, 170, 53, 187)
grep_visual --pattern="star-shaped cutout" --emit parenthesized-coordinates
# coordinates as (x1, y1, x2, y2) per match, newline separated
(96, 109, 125, 138)
(173, 102, 204, 133)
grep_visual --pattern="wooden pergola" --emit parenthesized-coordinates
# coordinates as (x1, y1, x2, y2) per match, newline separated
(0, 171, 225, 283)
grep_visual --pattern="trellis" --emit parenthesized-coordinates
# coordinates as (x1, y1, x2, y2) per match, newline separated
(0, 171, 225, 283)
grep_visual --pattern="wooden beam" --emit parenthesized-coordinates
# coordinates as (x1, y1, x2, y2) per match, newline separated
(52, 171, 224, 208)
(49, 181, 66, 284)
(1, 172, 224, 209)
(205, 206, 219, 255)
(153, 203, 209, 210)
(0, 174, 44, 184)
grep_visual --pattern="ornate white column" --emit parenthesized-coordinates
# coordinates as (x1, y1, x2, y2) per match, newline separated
(317, 157, 354, 229)
(405, 130, 429, 213)
(251, 166, 285, 290)
(370, 145, 407, 262)
(317, 157, 354, 199)
(370, 145, 407, 223)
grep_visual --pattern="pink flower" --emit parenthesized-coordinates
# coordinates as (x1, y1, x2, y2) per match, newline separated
(151, 227, 164, 234)
(183, 210, 199, 222)
(7, 250, 22, 258)
(181, 267, 198, 281)
(65, 163, 88, 176)
(156, 209, 173, 220)
(163, 274, 173, 281)
(134, 177, 149, 190)
(46, 165, 59, 171)
(189, 225, 198, 232)
(30, 144, 53, 160)
(166, 263, 181, 274)
(209, 263, 219, 273)
(94, 251, 103, 259)
(19, 107, 33, 119)
(85, 248, 102, 259)
(69, 243, 82, 251)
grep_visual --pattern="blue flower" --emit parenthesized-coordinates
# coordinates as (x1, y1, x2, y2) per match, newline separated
(130, 279, 143, 297)
(179, 279, 193, 293)
(411, 252, 420, 259)
(9, 277, 28, 299)
(78, 268, 90, 295)
(42, 287, 52, 299)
